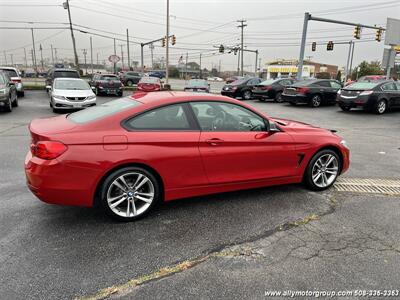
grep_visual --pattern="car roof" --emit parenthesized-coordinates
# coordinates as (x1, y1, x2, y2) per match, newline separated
(130, 91, 238, 105)
(54, 77, 84, 81)
(53, 68, 78, 72)
(99, 73, 118, 76)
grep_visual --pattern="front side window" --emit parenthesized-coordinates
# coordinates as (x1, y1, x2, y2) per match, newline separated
(330, 81, 341, 89)
(190, 101, 266, 132)
(315, 81, 330, 87)
(126, 104, 191, 130)
(381, 83, 396, 91)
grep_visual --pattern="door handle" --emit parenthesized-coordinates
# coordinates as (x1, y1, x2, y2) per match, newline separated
(205, 138, 224, 146)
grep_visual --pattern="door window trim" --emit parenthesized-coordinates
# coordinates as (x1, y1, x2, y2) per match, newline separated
(121, 102, 199, 132)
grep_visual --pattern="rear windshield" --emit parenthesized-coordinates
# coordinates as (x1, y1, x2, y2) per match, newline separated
(54, 71, 79, 78)
(140, 77, 160, 83)
(100, 75, 119, 80)
(231, 78, 247, 85)
(0, 68, 18, 77)
(260, 79, 278, 85)
(292, 79, 316, 87)
(68, 97, 140, 124)
(345, 82, 379, 90)
(187, 80, 208, 87)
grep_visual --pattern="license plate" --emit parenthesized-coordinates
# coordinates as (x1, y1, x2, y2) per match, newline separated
(107, 90, 115, 94)
(73, 103, 82, 108)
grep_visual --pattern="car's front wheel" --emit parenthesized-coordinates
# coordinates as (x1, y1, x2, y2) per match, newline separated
(275, 91, 284, 103)
(304, 149, 340, 191)
(242, 90, 252, 100)
(99, 167, 161, 221)
(4, 95, 12, 112)
(374, 99, 387, 114)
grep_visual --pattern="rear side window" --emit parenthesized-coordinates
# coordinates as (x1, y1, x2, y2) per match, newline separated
(126, 104, 191, 130)
(68, 97, 140, 124)
(315, 81, 330, 87)
(54, 71, 79, 78)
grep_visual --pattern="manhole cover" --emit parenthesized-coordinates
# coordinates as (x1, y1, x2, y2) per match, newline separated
(334, 178, 400, 195)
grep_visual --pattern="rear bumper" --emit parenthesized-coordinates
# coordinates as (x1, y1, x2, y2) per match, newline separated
(336, 96, 373, 110)
(282, 94, 308, 104)
(98, 86, 123, 94)
(25, 151, 97, 207)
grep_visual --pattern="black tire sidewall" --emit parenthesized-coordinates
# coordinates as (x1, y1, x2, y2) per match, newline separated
(374, 100, 386, 114)
(310, 94, 321, 107)
(242, 90, 251, 100)
(275, 91, 283, 103)
(99, 166, 161, 221)
(304, 149, 340, 191)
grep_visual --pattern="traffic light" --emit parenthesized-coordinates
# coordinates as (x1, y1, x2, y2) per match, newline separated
(327, 41, 334, 51)
(311, 42, 316, 52)
(375, 28, 382, 42)
(161, 37, 166, 47)
(219, 44, 224, 53)
(171, 35, 176, 45)
(353, 26, 361, 39)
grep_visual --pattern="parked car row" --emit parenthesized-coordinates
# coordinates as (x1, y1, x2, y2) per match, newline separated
(0, 70, 18, 112)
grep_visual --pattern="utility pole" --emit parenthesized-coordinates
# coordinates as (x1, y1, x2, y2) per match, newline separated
(349, 42, 355, 79)
(218, 59, 221, 74)
(113, 38, 116, 74)
(140, 43, 144, 73)
(39, 44, 44, 70)
(166, 0, 170, 85)
(10, 54, 14, 66)
(64, 0, 80, 72)
(54, 48, 58, 63)
(150, 43, 154, 70)
(297, 12, 310, 80)
(83, 49, 87, 75)
(345, 41, 353, 80)
(3, 51, 7, 65)
(24, 48, 28, 68)
(185, 52, 188, 79)
(30, 49, 34, 68)
(31, 28, 38, 75)
(90, 37, 93, 75)
(199, 53, 202, 79)
(120, 44, 124, 70)
(237, 49, 240, 76)
(237, 20, 247, 76)
(50, 45, 54, 66)
(96, 53, 99, 66)
(126, 28, 131, 70)
(255, 50, 258, 75)
(258, 57, 261, 76)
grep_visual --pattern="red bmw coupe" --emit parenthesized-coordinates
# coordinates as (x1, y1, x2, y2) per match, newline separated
(25, 92, 349, 221)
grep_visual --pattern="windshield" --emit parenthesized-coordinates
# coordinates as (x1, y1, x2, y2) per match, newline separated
(231, 78, 247, 85)
(55, 79, 90, 90)
(187, 80, 208, 87)
(0, 69, 18, 77)
(0, 74, 5, 84)
(100, 75, 119, 80)
(140, 77, 160, 83)
(68, 97, 141, 124)
(260, 79, 278, 85)
(54, 71, 79, 78)
(345, 82, 379, 90)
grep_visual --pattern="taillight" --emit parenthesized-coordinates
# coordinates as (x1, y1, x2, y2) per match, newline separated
(30, 141, 67, 160)
(261, 85, 272, 90)
(11, 79, 21, 83)
(296, 87, 309, 94)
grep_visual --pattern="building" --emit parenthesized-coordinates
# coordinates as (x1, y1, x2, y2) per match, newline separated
(264, 59, 338, 79)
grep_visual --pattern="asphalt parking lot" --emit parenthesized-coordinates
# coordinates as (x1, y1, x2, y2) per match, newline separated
(0, 90, 399, 299)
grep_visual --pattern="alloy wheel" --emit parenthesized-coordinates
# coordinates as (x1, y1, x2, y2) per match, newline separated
(311, 154, 339, 188)
(127, 80, 133, 86)
(243, 90, 252, 100)
(275, 92, 283, 103)
(377, 100, 386, 114)
(311, 95, 321, 107)
(106, 172, 155, 218)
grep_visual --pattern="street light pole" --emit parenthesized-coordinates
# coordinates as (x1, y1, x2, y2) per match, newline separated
(113, 38, 116, 74)
(120, 44, 124, 70)
(50, 44, 54, 66)
(24, 48, 28, 68)
(126, 29, 131, 70)
(83, 49, 87, 75)
(64, 0, 80, 72)
(237, 20, 247, 76)
(166, 0, 170, 85)
(39, 44, 44, 70)
(90, 37, 93, 76)
(297, 12, 310, 80)
(31, 28, 38, 75)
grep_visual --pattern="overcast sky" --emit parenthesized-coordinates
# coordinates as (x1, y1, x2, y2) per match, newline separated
(0, 0, 399, 71)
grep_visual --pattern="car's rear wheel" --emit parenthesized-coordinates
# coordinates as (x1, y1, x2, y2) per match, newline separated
(117, 91, 123, 97)
(126, 80, 133, 87)
(374, 99, 387, 114)
(4, 96, 12, 112)
(100, 167, 161, 221)
(309, 94, 322, 107)
(304, 149, 340, 191)
(12, 93, 18, 107)
(242, 90, 252, 100)
(275, 91, 284, 103)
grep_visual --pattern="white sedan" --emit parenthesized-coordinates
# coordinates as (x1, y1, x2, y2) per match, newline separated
(49, 78, 96, 113)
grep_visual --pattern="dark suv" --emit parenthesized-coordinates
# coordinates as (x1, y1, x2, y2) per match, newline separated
(45, 68, 80, 92)
(89, 73, 123, 96)
(121, 71, 143, 86)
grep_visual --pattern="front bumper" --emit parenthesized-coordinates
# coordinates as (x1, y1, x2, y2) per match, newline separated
(221, 90, 238, 98)
(53, 97, 97, 110)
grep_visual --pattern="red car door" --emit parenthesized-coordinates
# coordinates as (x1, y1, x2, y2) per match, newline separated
(190, 101, 298, 184)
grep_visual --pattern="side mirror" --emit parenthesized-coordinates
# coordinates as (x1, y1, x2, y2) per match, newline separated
(268, 120, 281, 133)
(46, 85, 52, 91)
(9, 82, 15, 86)
(91, 86, 96, 91)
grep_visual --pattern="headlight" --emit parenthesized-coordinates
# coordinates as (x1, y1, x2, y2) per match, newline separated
(0, 89, 5, 95)
(53, 95, 66, 100)
(86, 95, 96, 100)
(337, 89, 342, 95)
(340, 140, 349, 149)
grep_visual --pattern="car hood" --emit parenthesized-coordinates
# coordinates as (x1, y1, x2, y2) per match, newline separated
(52, 89, 94, 97)
(271, 117, 333, 134)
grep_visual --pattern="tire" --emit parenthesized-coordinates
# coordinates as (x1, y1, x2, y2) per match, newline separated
(12, 93, 18, 107)
(274, 91, 284, 103)
(242, 90, 252, 100)
(4, 96, 12, 112)
(117, 91, 123, 97)
(339, 105, 351, 111)
(304, 149, 340, 191)
(289, 102, 296, 106)
(99, 166, 161, 221)
(126, 80, 133, 87)
(374, 99, 387, 114)
(18, 91, 24, 97)
(309, 94, 322, 107)
(95, 88, 100, 96)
